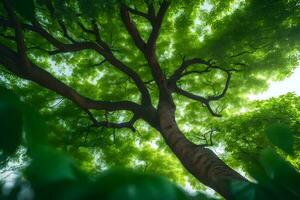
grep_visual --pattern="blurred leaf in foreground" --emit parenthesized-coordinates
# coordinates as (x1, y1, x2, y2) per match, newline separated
(0, 86, 23, 161)
(26, 146, 77, 185)
(265, 123, 294, 155)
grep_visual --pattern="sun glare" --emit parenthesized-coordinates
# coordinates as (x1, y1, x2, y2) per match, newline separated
(248, 65, 300, 100)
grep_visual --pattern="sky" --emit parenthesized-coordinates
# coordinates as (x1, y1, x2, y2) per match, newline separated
(190, 65, 300, 196)
(248, 66, 300, 100)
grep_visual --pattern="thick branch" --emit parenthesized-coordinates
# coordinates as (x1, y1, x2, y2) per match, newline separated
(33, 19, 151, 105)
(146, 1, 170, 51)
(0, 2, 152, 118)
(120, 2, 170, 94)
(0, 1, 144, 113)
(2, 0, 29, 69)
(120, 4, 146, 51)
(0, 43, 141, 114)
(0, 16, 152, 105)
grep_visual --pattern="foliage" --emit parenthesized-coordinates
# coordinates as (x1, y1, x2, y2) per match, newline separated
(0, 86, 213, 200)
(208, 94, 300, 172)
(1, 87, 300, 200)
(230, 123, 300, 200)
(1, 0, 300, 198)
(0, 86, 22, 160)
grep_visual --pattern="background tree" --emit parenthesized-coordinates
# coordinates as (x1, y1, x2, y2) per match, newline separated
(1, 0, 300, 198)
(206, 93, 300, 172)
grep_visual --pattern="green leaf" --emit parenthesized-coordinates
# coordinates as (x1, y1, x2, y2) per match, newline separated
(230, 180, 275, 200)
(23, 108, 48, 149)
(230, 180, 256, 200)
(0, 87, 23, 159)
(265, 123, 294, 154)
(259, 148, 300, 199)
(11, 0, 35, 21)
(26, 146, 76, 184)
(84, 169, 191, 200)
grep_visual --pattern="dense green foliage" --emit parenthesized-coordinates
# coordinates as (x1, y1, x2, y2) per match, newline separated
(207, 94, 300, 173)
(1, 0, 300, 199)
(0, 86, 214, 200)
(1, 87, 300, 200)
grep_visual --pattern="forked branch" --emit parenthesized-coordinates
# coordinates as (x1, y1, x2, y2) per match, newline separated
(120, 1, 170, 89)
(86, 110, 137, 132)
(169, 57, 238, 117)
(146, 1, 170, 51)
(120, 4, 147, 51)
(0, 6, 152, 106)
(0, 0, 150, 130)
(120, 0, 170, 53)
(169, 58, 209, 84)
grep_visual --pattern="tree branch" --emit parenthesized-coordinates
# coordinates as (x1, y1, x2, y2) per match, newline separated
(0, 42, 142, 115)
(179, 67, 211, 79)
(85, 109, 137, 132)
(205, 102, 222, 117)
(207, 67, 232, 101)
(77, 21, 94, 34)
(126, 6, 151, 20)
(91, 19, 111, 50)
(88, 59, 107, 68)
(174, 85, 222, 117)
(146, 3, 156, 20)
(120, 1, 170, 52)
(0, 1, 144, 114)
(90, 114, 137, 132)
(170, 57, 238, 117)
(146, 0, 170, 51)
(120, 4, 147, 51)
(57, 19, 76, 43)
(174, 85, 207, 103)
(2, 0, 30, 70)
(0, 1, 155, 127)
(0, 16, 152, 106)
(44, 0, 76, 43)
(120, 1, 170, 95)
(169, 58, 209, 84)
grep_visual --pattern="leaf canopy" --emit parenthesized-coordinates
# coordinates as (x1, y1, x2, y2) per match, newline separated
(1, 0, 300, 194)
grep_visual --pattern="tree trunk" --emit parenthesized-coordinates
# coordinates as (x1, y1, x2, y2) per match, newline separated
(158, 102, 247, 199)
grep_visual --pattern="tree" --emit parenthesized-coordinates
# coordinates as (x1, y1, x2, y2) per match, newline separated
(0, 0, 300, 198)
(207, 93, 300, 173)
(1, 87, 300, 200)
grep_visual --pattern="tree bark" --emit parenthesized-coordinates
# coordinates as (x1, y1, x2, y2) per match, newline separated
(0, 1, 249, 198)
(158, 102, 247, 199)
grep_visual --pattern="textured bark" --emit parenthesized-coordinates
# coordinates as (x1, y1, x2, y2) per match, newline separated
(0, 1, 250, 198)
(158, 102, 247, 199)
